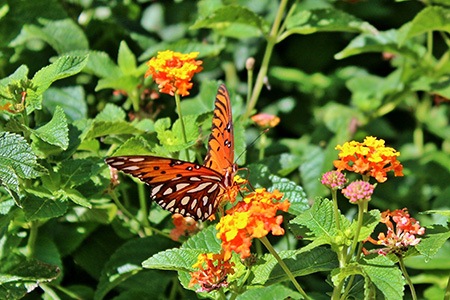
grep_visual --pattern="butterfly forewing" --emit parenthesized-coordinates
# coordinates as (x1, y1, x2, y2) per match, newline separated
(203, 84, 234, 172)
(106, 156, 224, 220)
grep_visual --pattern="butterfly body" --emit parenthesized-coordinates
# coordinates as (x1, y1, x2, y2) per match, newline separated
(106, 84, 236, 221)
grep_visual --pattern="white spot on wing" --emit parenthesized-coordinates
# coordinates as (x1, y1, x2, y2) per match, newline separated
(128, 157, 146, 162)
(123, 166, 140, 171)
(151, 184, 163, 196)
(180, 196, 190, 206)
(175, 183, 190, 191)
(187, 182, 212, 193)
(190, 199, 198, 210)
(165, 199, 176, 210)
(207, 184, 218, 193)
(163, 187, 173, 195)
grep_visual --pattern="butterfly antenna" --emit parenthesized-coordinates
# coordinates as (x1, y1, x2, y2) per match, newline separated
(234, 128, 269, 164)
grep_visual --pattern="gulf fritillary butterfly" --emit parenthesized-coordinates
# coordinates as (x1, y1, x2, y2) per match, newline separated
(106, 84, 237, 221)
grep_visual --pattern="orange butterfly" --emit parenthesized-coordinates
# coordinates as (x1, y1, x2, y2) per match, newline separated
(106, 84, 237, 221)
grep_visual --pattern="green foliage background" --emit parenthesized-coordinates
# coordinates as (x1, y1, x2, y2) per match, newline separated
(0, 0, 449, 299)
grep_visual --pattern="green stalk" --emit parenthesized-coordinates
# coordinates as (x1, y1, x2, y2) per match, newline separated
(174, 93, 190, 161)
(259, 236, 309, 299)
(244, 0, 289, 118)
(347, 201, 367, 263)
(26, 220, 39, 257)
(331, 189, 341, 231)
(444, 271, 450, 300)
(138, 183, 153, 236)
(397, 254, 417, 300)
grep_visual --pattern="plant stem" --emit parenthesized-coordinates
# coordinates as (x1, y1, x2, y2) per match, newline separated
(26, 220, 39, 257)
(444, 271, 450, 300)
(138, 183, 153, 236)
(244, 0, 288, 118)
(174, 93, 190, 161)
(331, 189, 341, 231)
(397, 254, 417, 300)
(259, 236, 309, 299)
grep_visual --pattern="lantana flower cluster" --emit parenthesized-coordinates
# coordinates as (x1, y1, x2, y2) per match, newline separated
(216, 188, 290, 260)
(188, 251, 235, 292)
(145, 50, 203, 96)
(333, 136, 404, 182)
(364, 208, 425, 255)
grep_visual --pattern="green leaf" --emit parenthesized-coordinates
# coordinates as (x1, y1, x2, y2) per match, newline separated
(250, 247, 338, 285)
(59, 157, 102, 188)
(118, 41, 137, 75)
(0, 132, 43, 203)
(360, 256, 404, 299)
(142, 248, 203, 272)
(32, 54, 89, 95)
(181, 225, 222, 253)
(83, 50, 121, 79)
(95, 103, 127, 122)
(236, 284, 301, 300)
(190, 5, 269, 38)
(63, 204, 117, 224)
(415, 224, 450, 260)
(32, 106, 69, 149)
(0, 254, 60, 299)
(154, 116, 198, 152)
(109, 136, 154, 156)
(10, 18, 89, 54)
(284, 8, 376, 38)
(335, 29, 424, 60)
(43, 86, 87, 121)
(0, 65, 29, 98)
(22, 192, 67, 221)
(352, 210, 380, 242)
(61, 188, 92, 208)
(400, 6, 450, 44)
(95, 236, 176, 300)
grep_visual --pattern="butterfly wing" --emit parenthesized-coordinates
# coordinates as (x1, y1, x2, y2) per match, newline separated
(106, 156, 224, 220)
(203, 84, 234, 173)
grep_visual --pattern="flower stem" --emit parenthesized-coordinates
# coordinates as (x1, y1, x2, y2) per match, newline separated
(174, 93, 190, 161)
(244, 0, 288, 118)
(26, 220, 39, 257)
(444, 271, 450, 300)
(259, 236, 309, 299)
(331, 189, 341, 231)
(347, 201, 366, 263)
(138, 183, 153, 236)
(397, 254, 417, 300)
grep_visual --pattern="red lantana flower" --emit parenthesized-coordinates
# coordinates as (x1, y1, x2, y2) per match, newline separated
(334, 136, 403, 182)
(145, 50, 203, 96)
(216, 189, 290, 260)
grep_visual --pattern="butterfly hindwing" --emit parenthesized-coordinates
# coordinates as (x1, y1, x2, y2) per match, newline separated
(105, 156, 223, 220)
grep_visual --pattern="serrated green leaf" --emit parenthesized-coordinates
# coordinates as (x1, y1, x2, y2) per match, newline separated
(118, 41, 137, 75)
(95, 236, 176, 300)
(250, 247, 338, 285)
(155, 115, 198, 152)
(284, 8, 376, 39)
(43, 86, 87, 121)
(142, 248, 203, 272)
(96, 75, 140, 93)
(32, 106, 69, 149)
(182, 225, 222, 253)
(290, 198, 349, 242)
(361, 256, 404, 300)
(32, 54, 89, 95)
(0, 132, 42, 203)
(190, 5, 269, 38)
(236, 283, 301, 300)
(415, 224, 450, 259)
(109, 136, 154, 156)
(22, 194, 67, 221)
(84, 50, 122, 78)
(95, 103, 127, 122)
(59, 157, 102, 188)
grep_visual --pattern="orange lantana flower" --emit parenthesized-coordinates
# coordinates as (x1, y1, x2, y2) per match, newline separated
(216, 189, 290, 260)
(145, 50, 203, 96)
(333, 136, 403, 182)
(189, 251, 235, 292)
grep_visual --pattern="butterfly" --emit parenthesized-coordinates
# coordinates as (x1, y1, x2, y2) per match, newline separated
(106, 84, 237, 221)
